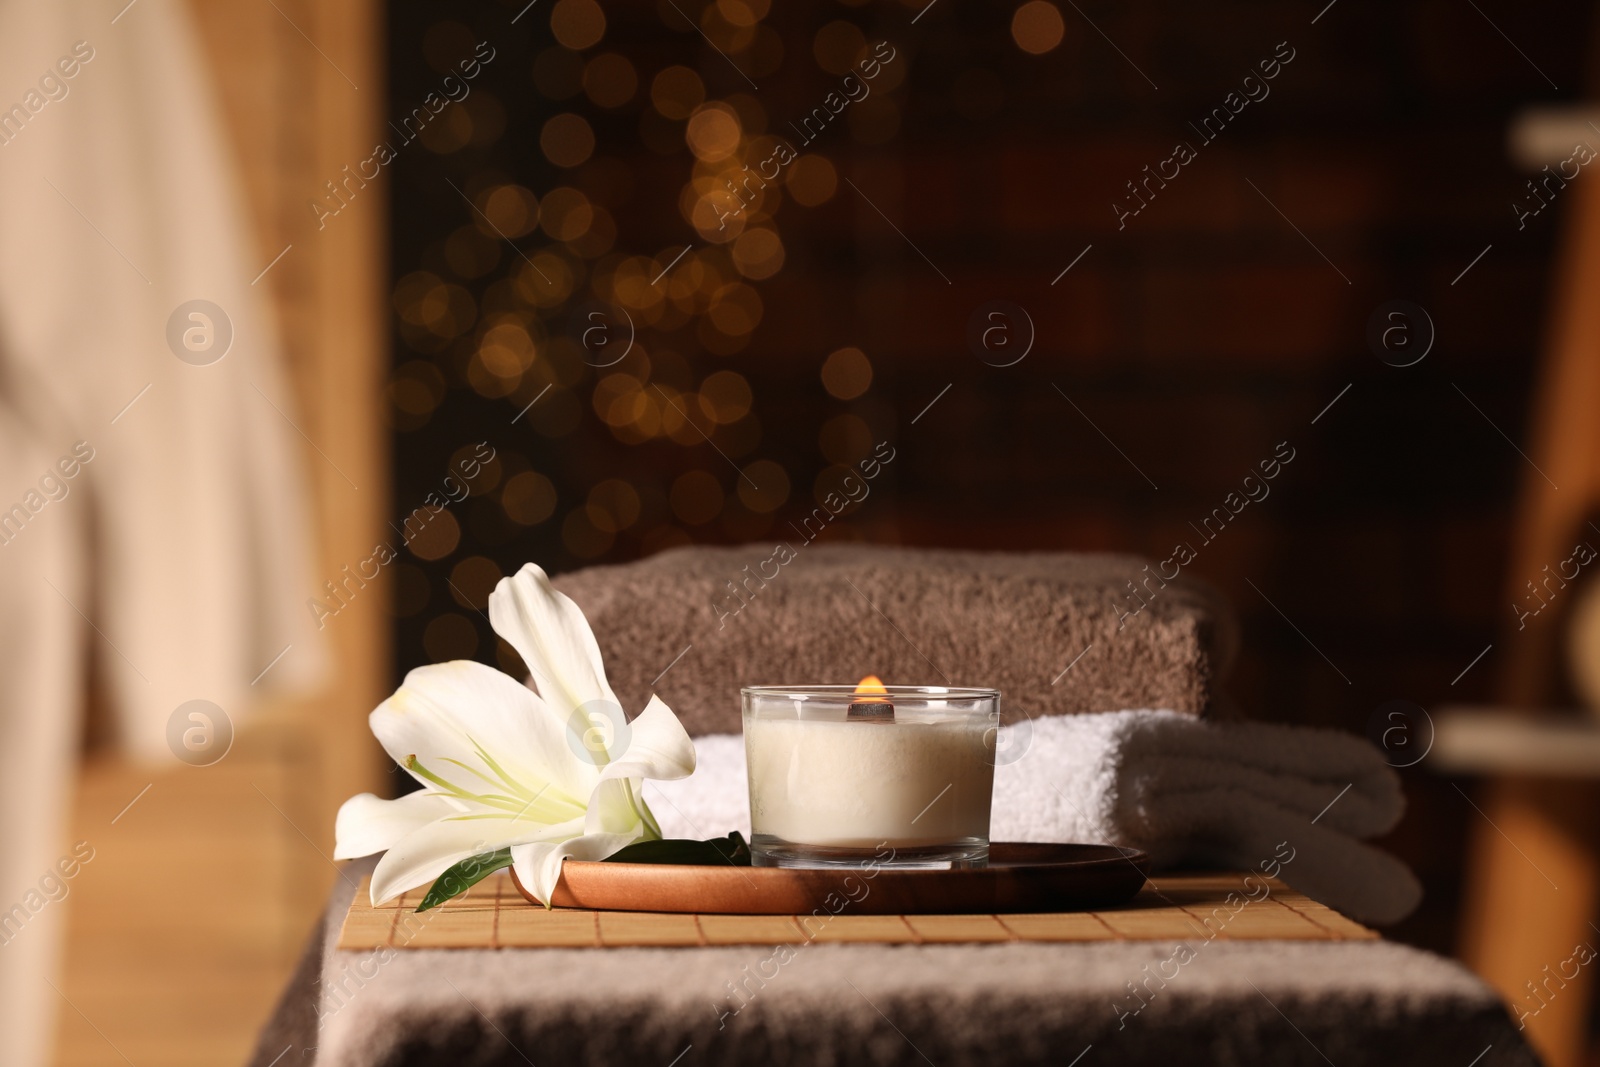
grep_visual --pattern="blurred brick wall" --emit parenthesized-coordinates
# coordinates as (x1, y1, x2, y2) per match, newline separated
(389, 0, 1595, 951)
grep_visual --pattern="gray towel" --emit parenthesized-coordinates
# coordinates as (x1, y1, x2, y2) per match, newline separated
(553, 544, 1236, 735)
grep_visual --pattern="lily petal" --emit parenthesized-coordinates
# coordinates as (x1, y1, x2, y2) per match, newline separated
(597, 694, 697, 785)
(333, 790, 464, 860)
(369, 811, 589, 905)
(371, 660, 594, 809)
(510, 831, 642, 906)
(488, 564, 619, 718)
(584, 776, 651, 836)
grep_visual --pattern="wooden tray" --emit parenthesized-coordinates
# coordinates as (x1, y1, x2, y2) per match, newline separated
(518, 843, 1149, 914)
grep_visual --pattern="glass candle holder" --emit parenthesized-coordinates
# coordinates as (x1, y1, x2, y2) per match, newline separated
(741, 685, 1000, 869)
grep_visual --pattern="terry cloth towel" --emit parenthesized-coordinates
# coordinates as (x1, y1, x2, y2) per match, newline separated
(553, 545, 1238, 736)
(646, 710, 1421, 926)
(249, 856, 1537, 1067)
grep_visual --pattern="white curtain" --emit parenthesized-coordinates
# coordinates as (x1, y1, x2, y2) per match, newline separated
(0, 2, 325, 1062)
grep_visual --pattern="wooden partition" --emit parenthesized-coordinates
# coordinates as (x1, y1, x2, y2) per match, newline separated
(54, 2, 386, 1064)
(1456, 125, 1600, 1067)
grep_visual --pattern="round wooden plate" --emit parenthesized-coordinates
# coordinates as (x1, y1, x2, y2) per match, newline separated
(514, 843, 1149, 914)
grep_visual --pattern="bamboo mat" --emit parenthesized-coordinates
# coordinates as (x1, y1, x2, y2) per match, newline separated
(337, 871, 1376, 950)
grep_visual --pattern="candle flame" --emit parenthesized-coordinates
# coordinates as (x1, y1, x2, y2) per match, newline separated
(853, 674, 890, 703)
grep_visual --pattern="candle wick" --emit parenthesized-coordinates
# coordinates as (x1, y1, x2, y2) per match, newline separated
(847, 699, 894, 722)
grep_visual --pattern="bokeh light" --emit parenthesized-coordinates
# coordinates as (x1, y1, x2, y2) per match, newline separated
(671, 470, 724, 525)
(501, 471, 558, 525)
(389, 360, 448, 425)
(697, 370, 753, 423)
(731, 228, 785, 279)
(405, 508, 462, 561)
(451, 442, 502, 491)
(716, 0, 771, 28)
(736, 460, 790, 513)
(587, 479, 642, 532)
(786, 155, 838, 207)
(651, 66, 705, 119)
(1012, 1, 1065, 54)
(812, 20, 868, 75)
(561, 506, 615, 557)
(537, 187, 594, 241)
(551, 0, 607, 50)
(480, 184, 540, 237)
(819, 412, 873, 466)
(394, 271, 477, 344)
(821, 346, 873, 400)
(685, 104, 742, 162)
(449, 555, 503, 609)
(540, 113, 596, 168)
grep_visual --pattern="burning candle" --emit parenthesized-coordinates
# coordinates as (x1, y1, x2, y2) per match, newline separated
(741, 679, 1000, 868)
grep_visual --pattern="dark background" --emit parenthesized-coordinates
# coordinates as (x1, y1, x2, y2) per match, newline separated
(386, 0, 1595, 954)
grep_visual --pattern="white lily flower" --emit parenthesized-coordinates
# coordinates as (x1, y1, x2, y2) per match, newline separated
(333, 563, 696, 905)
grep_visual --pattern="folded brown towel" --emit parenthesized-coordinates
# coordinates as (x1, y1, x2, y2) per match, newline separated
(552, 544, 1236, 735)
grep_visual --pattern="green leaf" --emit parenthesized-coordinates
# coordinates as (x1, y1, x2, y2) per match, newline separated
(603, 831, 751, 867)
(417, 848, 513, 912)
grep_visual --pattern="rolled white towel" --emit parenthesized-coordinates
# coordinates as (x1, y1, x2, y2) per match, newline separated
(644, 710, 1421, 925)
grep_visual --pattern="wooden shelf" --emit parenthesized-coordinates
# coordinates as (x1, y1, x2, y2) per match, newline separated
(1429, 706, 1600, 776)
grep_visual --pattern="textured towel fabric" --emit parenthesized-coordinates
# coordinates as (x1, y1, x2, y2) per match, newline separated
(553, 545, 1237, 736)
(249, 857, 1535, 1067)
(646, 711, 1421, 925)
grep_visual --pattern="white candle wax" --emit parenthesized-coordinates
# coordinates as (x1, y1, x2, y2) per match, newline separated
(744, 717, 995, 848)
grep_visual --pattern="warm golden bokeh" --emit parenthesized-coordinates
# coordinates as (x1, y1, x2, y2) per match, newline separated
(737, 459, 791, 513)
(670, 469, 725, 525)
(540, 112, 596, 168)
(819, 412, 873, 466)
(501, 471, 558, 526)
(587, 478, 643, 532)
(405, 507, 461, 562)
(821, 346, 873, 400)
(481, 184, 540, 237)
(1012, 0, 1066, 54)
(731, 227, 785, 279)
(651, 65, 706, 119)
(537, 187, 594, 242)
(786, 154, 838, 207)
(685, 103, 743, 162)
(716, 0, 771, 29)
(698, 370, 753, 424)
(389, 0, 889, 680)
(812, 19, 868, 75)
(448, 555, 503, 609)
(550, 0, 606, 50)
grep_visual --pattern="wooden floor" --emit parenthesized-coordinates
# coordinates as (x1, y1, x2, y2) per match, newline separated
(52, 726, 333, 1067)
